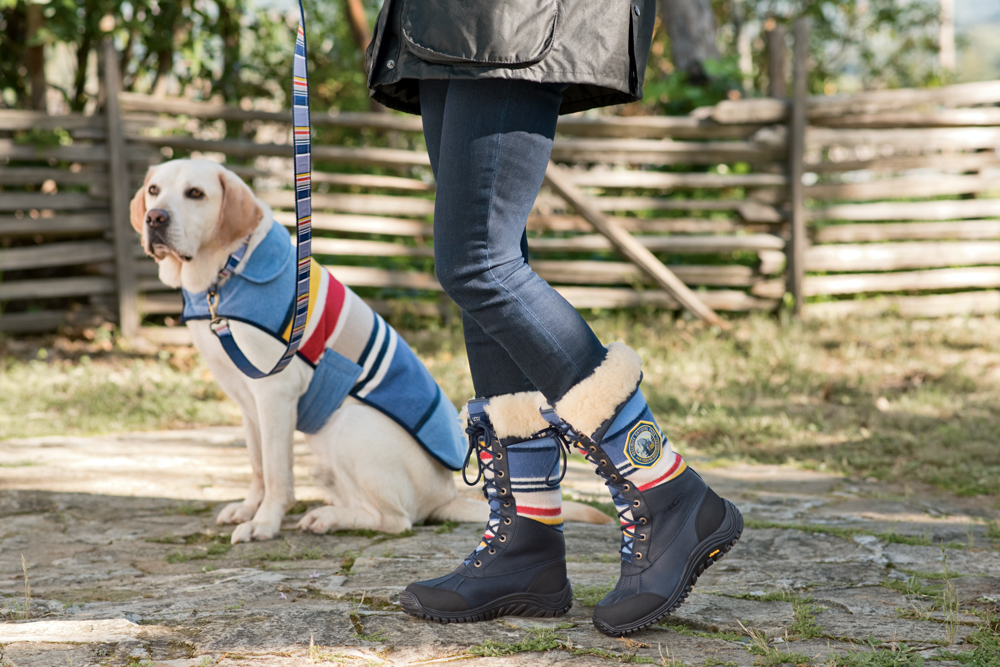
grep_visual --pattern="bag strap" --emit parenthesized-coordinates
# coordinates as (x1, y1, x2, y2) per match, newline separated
(208, 0, 313, 379)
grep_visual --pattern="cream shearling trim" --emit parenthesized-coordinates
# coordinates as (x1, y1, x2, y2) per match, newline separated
(484, 392, 551, 439)
(553, 343, 642, 438)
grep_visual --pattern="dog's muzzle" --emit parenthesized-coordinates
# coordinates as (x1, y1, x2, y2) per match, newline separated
(144, 208, 191, 261)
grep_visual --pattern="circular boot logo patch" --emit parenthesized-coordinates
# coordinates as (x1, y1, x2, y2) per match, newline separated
(625, 421, 661, 468)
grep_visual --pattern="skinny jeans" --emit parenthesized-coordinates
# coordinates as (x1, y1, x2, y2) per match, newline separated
(419, 78, 607, 402)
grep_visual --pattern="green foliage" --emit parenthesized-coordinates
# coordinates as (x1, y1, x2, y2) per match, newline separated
(575, 579, 615, 607)
(1, 0, 379, 112)
(0, 355, 240, 440)
(467, 629, 566, 657)
(827, 637, 925, 667)
(642, 56, 745, 114)
(954, 628, 1000, 667)
(433, 520, 460, 534)
(731, 591, 822, 639)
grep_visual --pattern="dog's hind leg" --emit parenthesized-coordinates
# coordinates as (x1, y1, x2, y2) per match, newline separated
(217, 412, 265, 526)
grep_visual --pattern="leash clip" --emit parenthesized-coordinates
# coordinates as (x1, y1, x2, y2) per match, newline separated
(206, 290, 229, 332)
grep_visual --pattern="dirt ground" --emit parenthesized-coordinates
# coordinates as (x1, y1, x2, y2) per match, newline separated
(1, 426, 999, 666)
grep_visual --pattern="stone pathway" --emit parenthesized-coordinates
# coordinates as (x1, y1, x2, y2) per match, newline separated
(1, 428, 998, 666)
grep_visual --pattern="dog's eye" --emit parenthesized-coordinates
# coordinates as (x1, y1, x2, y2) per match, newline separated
(186, 188, 205, 200)
(148, 184, 159, 196)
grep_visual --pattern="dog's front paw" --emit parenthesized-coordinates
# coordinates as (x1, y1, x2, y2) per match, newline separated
(217, 502, 257, 525)
(297, 507, 338, 534)
(230, 519, 281, 544)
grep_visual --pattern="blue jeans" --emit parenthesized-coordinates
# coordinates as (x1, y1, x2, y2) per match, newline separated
(420, 78, 607, 403)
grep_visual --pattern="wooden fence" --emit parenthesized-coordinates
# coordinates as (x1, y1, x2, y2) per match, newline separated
(2, 41, 1000, 336)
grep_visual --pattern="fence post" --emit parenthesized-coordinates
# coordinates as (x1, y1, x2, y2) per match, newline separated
(787, 17, 809, 316)
(766, 20, 787, 99)
(102, 39, 140, 340)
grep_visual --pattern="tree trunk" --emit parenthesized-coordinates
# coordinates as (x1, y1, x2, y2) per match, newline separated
(660, 0, 720, 83)
(26, 1, 46, 111)
(341, 0, 386, 112)
(343, 0, 371, 53)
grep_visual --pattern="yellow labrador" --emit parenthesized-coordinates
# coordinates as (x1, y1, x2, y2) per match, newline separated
(131, 160, 610, 543)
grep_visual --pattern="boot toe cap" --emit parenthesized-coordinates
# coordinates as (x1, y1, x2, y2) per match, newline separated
(593, 591, 667, 633)
(403, 582, 471, 613)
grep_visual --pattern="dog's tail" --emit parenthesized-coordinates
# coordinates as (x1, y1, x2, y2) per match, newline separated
(428, 497, 613, 525)
(562, 500, 614, 525)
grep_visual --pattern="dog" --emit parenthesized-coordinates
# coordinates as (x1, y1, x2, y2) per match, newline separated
(130, 159, 611, 543)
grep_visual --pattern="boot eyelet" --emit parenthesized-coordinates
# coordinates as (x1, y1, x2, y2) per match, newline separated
(599, 459, 607, 466)
(503, 518, 511, 525)
(499, 488, 507, 496)
(639, 534, 647, 541)
(496, 453, 503, 460)
(589, 446, 597, 453)
(611, 474, 618, 480)
(474, 560, 482, 567)
(640, 517, 647, 525)
(498, 535, 507, 542)
(623, 484, 631, 491)
(635, 552, 643, 560)
(497, 470, 505, 478)
(488, 548, 496, 555)
(503, 501, 511, 508)
(633, 500, 641, 507)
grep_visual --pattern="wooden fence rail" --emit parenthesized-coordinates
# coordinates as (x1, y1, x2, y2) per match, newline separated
(2, 46, 1000, 334)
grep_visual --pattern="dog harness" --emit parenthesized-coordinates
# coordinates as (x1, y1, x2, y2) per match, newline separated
(181, 221, 466, 471)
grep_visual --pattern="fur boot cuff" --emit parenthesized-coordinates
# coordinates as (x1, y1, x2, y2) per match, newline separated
(459, 392, 552, 440)
(553, 343, 642, 438)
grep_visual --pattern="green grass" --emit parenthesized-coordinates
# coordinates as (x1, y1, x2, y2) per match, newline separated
(575, 579, 615, 606)
(953, 628, 1000, 667)
(0, 353, 240, 439)
(433, 520, 460, 534)
(729, 591, 823, 639)
(467, 629, 566, 657)
(6, 313, 1000, 498)
(828, 637, 926, 667)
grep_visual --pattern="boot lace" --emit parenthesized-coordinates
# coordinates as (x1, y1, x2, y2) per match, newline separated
(541, 411, 639, 563)
(461, 419, 506, 565)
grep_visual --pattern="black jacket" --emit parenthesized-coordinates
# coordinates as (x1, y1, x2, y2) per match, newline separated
(365, 0, 658, 115)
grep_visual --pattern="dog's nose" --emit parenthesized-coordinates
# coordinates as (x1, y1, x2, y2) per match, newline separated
(146, 208, 170, 228)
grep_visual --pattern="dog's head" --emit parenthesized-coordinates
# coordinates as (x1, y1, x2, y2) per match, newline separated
(130, 160, 264, 291)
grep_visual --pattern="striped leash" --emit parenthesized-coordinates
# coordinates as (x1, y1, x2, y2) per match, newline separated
(207, 0, 312, 379)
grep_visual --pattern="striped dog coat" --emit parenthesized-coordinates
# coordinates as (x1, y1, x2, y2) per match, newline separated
(181, 220, 466, 471)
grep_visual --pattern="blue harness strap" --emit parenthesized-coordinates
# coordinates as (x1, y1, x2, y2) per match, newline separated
(209, 0, 313, 379)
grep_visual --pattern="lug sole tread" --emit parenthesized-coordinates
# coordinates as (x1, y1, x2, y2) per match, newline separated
(593, 502, 744, 638)
(399, 585, 573, 624)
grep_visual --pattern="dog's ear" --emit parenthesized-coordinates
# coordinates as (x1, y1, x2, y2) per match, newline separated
(129, 168, 154, 234)
(216, 167, 263, 248)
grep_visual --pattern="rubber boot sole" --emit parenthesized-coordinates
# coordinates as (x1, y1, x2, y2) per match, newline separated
(593, 499, 744, 637)
(399, 580, 573, 623)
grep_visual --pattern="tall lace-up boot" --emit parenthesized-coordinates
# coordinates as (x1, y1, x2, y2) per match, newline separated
(399, 393, 573, 622)
(542, 343, 743, 637)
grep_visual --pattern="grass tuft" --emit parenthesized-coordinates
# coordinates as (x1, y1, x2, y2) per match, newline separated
(575, 579, 615, 607)
(468, 629, 566, 657)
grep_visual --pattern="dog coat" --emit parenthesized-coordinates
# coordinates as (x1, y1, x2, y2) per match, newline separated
(181, 220, 466, 471)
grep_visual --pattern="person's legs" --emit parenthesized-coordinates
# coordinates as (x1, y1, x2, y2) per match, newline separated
(418, 77, 742, 636)
(426, 77, 607, 404)
(419, 79, 536, 397)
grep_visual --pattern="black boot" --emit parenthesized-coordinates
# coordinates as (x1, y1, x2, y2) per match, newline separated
(543, 343, 743, 637)
(400, 394, 573, 622)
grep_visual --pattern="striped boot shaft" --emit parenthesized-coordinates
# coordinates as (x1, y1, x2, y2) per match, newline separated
(505, 434, 563, 529)
(549, 344, 685, 561)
